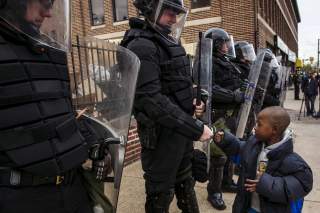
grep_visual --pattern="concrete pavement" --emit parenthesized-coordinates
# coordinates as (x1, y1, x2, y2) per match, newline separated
(117, 89, 320, 213)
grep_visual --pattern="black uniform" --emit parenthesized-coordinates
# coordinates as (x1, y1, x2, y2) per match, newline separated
(262, 68, 281, 109)
(0, 20, 93, 213)
(292, 73, 301, 100)
(233, 60, 256, 137)
(121, 18, 203, 212)
(207, 53, 242, 208)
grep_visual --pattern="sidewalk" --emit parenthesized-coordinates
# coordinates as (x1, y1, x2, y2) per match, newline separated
(117, 90, 320, 213)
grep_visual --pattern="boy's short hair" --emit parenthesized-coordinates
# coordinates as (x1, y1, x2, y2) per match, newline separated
(260, 106, 290, 135)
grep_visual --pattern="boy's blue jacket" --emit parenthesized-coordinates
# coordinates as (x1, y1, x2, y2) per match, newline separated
(217, 131, 313, 213)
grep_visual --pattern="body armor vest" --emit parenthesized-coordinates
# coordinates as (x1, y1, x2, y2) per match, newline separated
(122, 26, 194, 114)
(213, 55, 242, 91)
(0, 33, 88, 176)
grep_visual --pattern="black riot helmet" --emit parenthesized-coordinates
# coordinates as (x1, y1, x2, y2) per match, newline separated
(234, 41, 256, 63)
(0, 0, 70, 52)
(204, 28, 236, 58)
(133, 0, 188, 43)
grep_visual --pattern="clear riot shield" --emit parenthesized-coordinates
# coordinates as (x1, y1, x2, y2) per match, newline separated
(279, 66, 290, 106)
(192, 36, 213, 172)
(235, 49, 269, 138)
(70, 37, 140, 213)
(253, 53, 276, 114)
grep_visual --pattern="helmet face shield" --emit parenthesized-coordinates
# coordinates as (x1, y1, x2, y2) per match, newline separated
(241, 43, 256, 63)
(0, 0, 71, 52)
(226, 35, 236, 58)
(153, 0, 188, 43)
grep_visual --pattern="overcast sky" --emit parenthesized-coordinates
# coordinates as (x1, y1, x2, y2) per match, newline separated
(298, 0, 320, 60)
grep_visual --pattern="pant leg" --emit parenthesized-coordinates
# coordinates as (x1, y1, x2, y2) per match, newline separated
(174, 142, 200, 213)
(294, 85, 300, 99)
(223, 158, 235, 185)
(305, 96, 311, 114)
(207, 156, 227, 195)
(141, 130, 189, 212)
(310, 96, 316, 113)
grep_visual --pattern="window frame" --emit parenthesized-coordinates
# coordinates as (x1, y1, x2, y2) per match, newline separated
(89, 0, 105, 26)
(112, 0, 129, 23)
(190, 0, 212, 10)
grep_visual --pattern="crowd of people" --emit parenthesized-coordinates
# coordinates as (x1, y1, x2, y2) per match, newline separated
(292, 71, 320, 117)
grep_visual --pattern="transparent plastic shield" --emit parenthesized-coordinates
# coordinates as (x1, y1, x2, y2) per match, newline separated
(241, 43, 256, 63)
(192, 37, 213, 172)
(253, 57, 273, 114)
(0, 0, 71, 51)
(279, 66, 290, 106)
(227, 35, 236, 58)
(235, 49, 269, 138)
(70, 37, 140, 212)
(153, 0, 188, 43)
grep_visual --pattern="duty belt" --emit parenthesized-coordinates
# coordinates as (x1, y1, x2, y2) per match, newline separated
(0, 169, 76, 187)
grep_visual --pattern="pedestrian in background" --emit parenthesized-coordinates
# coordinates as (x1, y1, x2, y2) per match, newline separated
(301, 72, 318, 116)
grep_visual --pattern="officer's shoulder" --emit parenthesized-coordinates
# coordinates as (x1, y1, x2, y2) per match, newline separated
(127, 37, 158, 57)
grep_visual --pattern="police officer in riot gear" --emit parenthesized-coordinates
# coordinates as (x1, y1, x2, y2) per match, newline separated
(0, 1, 112, 212)
(121, 0, 213, 212)
(204, 28, 244, 210)
(262, 51, 281, 109)
(233, 41, 256, 80)
(232, 41, 257, 136)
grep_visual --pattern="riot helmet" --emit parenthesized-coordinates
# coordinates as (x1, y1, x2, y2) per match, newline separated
(204, 28, 236, 58)
(234, 41, 256, 64)
(0, 0, 71, 52)
(133, 0, 188, 43)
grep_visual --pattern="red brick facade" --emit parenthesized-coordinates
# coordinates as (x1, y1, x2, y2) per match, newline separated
(70, 0, 300, 165)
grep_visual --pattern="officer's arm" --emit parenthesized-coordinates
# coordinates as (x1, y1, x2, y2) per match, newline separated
(212, 84, 238, 104)
(127, 39, 204, 141)
(263, 93, 280, 106)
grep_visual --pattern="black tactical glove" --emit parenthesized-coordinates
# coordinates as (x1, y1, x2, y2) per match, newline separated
(90, 144, 112, 181)
(191, 149, 208, 183)
(253, 86, 265, 104)
(240, 79, 250, 92)
(233, 89, 245, 103)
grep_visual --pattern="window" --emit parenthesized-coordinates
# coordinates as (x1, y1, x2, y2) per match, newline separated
(191, 0, 211, 9)
(89, 0, 105, 26)
(112, 0, 128, 22)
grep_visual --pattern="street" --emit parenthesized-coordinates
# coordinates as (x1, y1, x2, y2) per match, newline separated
(117, 89, 320, 213)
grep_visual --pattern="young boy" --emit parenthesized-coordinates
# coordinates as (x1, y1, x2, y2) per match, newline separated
(213, 106, 313, 213)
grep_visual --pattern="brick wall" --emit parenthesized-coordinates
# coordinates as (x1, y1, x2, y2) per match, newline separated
(124, 121, 141, 166)
(70, 0, 300, 166)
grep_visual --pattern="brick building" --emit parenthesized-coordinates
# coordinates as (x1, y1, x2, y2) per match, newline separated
(70, 0, 300, 165)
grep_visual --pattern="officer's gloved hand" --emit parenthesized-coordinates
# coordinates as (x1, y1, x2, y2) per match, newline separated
(199, 125, 213, 142)
(240, 79, 250, 92)
(90, 144, 113, 181)
(234, 89, 245, 103)
(253, 86, 265, 104)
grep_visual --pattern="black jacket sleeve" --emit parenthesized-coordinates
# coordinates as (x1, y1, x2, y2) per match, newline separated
(127, 38, 204, 141)
(215, 131, 246, 156)
(256, 153, 313, 204)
